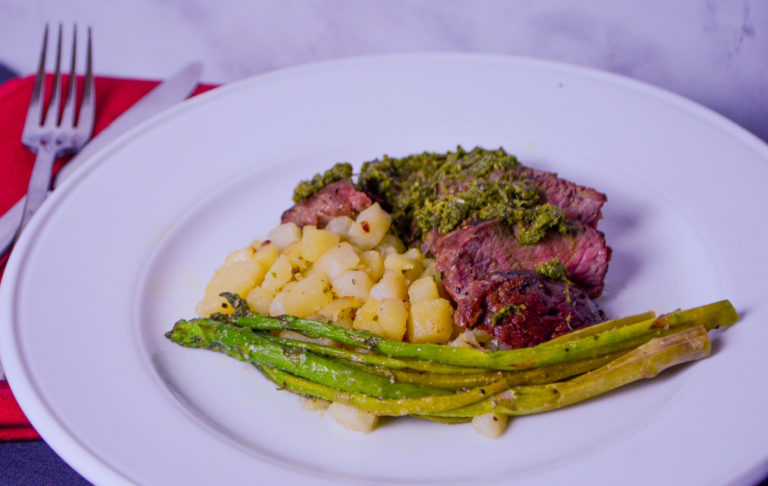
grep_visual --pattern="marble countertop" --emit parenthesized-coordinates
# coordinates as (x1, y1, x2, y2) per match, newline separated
(1, 0, 766, 141)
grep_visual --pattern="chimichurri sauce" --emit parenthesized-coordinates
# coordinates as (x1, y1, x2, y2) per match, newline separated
(356, 146, 569, 245)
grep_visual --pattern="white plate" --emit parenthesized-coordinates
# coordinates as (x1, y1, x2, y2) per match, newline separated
(2, 54, 767, 485)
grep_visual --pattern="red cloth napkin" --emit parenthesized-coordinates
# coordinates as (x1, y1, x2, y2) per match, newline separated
(0, 74, 216, 441)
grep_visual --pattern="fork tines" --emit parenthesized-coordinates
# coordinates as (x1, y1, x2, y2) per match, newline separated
(23, 23, 94, 151)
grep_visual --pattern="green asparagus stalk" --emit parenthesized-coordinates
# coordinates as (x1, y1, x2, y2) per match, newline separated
(258, 365, 510, 416)
(261, 333, 487, 374)
(342, 351, 628, 390)
(230, 300, 737, 371)
(546, 311, 656, 344)
(166, 318, 447, 399)
(430, 326, 711, 417)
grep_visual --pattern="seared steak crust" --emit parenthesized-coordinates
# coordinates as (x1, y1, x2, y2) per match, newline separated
(281, 179, 372, 228)
(459, 271, 605, 349)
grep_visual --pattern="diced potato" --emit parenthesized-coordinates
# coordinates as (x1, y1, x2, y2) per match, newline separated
(252, 242, 280, 272)
(359, 250, 384, 281)
(448, 330, 482, 349)
(331, 270, 373, 300)
(374, 233, 406, 257)
(195, 260, 266, 317)
(375, 298, 408, 341)
(324, 216, 354, 238)
(246, 286, 273, 315)
(354, 318, 388, 337)
(261, 255, 294, 295)
(353, 298, 379, 325)
(472, 413, 508, 439)
(269, 287, 290, 316)
(301, 397, 331, 412)
(384, 248, 424, 282)
(268, 222, 301, 250)
(281, 241, 308, 270)
(348, 203, 391, 249)
(301, 226, 341, 262)
(224, 246, 254, 265)
(314, 243, 360, 279)
(327, 402, 378, 433)
(352, 298, 407, 341)
(369, 269, 407, 301)
(408, 277, 440, 304)
(419, 257, 438, 278)
(282, 272, 333, 317)
(319, 297, 364, 329)
(408, 298, 455, 344)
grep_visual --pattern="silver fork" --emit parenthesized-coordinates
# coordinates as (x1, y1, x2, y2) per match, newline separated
(17, 23, 94, 236)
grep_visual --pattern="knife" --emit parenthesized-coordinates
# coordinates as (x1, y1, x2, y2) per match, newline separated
(0, 62, 203, 260)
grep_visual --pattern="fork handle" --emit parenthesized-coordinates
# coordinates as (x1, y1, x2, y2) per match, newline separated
(17, 145, 58, 236)
(0, 196, 26, 262)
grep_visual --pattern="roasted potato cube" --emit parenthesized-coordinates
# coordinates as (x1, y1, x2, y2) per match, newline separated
(384, 248, 424, 283)
(324, 216, 354, 238)
(261, 255, 294, 295)
(319, 297, 364, 329)
(369, 269, 407, 301)
(301, 225, 341, 262)
(224, 246, 255, 265)
(375, 298, 408, 341)
(314, 243, 360, 279)
(353, 298, 407, 341)
(252, 242, 280, 272)
(282, 272, 333, 318)
(348, 203, 391, 249)
(407, 298, 455, 344)
(246, 286, 273, 315)
(374, 233, 405, 257)
(267, 222, 301, 250)
(195, 259, 266, 317)
(359, 250, 384, 281)
(472, 413, 508, 439)
(331, 270, 373, 300)
(328, 402, 378, 433)
(408, 276, 440, 304)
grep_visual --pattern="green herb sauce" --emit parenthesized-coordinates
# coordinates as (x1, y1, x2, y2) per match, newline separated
(292, 162, 354, 202)
(491, 304, 526, 325)
(357, 146, 570, 245)
(535, 258, 570, 283)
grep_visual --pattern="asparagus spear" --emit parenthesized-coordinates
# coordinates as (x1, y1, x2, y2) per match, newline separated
(261, 333, 487, 374)
(258, 365, 510, 416)
(230, 300, 737, 371)
(166, 318, 447, 399)
(430, 326, 711, 417)
(333, 351, 627, 390)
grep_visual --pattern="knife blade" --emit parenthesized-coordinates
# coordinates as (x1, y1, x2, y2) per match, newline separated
(0, 62, 203, 260)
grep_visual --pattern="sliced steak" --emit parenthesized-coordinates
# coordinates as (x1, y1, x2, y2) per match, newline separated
(515, 167, 606, 228)
(436, 166, 606, 229)
(430, 218, 610, 300)
(281, 179, 372, 228)
(457, 271, 604, 349)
